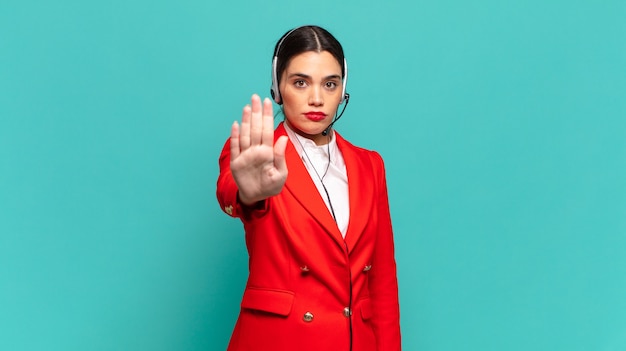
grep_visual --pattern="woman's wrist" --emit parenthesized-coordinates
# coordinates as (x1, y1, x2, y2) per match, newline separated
(237, 191, 264, 208)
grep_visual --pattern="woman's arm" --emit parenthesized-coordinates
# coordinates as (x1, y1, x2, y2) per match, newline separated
(216, 94, 288, 218)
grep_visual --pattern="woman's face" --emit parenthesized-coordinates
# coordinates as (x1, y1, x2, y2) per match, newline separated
(279, 50, 343, 145)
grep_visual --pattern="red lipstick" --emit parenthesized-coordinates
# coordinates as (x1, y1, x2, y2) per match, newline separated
(304, 112, 327, 121)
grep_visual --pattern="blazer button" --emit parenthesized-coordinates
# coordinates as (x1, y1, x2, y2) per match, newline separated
(224, 205, 233, 215)
(300, 265, 310, 272)
(303, 312, 314, 322)
(363, 264, 372, 272)
(343, 307, 352, 317)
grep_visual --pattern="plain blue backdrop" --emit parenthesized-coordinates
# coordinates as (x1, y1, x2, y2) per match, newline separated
(1, 0, 625, 350)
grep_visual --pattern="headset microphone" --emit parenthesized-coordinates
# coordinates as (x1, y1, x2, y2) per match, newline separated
(322, 93, 350, 136)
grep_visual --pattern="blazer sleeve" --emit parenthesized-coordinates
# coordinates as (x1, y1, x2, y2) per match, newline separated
(368, 151, 402, 351)
(216, 139, 268, 219)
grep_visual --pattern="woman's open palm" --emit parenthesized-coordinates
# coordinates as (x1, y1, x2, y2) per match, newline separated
(229, 94, 288, 205)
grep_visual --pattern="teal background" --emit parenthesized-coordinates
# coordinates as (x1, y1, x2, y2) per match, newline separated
(1, 0, 625, 350)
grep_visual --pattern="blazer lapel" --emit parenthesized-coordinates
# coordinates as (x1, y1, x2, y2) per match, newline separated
(336, 133, 374, 253)
(277, 123, 345, 249)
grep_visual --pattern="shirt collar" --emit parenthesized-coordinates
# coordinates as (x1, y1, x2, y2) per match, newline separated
(283, 122, 340, 164)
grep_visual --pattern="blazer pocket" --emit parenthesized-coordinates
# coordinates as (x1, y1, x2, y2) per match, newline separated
(359, 298, 372, 320)
(241, 287, 295, 316)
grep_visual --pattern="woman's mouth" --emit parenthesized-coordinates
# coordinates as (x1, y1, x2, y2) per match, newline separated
(304, 112, 327, 121)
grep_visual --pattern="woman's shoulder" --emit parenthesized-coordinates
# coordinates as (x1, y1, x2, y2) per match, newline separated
(335, 132, 385, 166)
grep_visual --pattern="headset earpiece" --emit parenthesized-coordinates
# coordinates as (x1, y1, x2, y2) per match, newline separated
(270, 56, 281, 104)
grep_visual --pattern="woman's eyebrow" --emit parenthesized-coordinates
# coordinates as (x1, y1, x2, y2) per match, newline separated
(287, 73, 311, 79)
(287, 73, 342, 80)
(325, 74, 342, 80)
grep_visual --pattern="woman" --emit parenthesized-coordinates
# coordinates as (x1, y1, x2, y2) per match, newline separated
(217, 25, 401, 351)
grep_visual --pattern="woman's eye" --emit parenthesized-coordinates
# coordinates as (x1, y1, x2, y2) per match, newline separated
(294, 80, 306, 88)
(325, 81, 338, 89)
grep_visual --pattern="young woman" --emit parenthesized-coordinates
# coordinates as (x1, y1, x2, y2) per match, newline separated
(217, 25, 401, 351)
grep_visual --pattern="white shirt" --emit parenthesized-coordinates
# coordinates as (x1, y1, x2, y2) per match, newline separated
(284, 123, 350, 238)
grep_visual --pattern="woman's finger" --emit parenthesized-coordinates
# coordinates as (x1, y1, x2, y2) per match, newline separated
(273, 135, 288, 175)
(239, 103, 251, 150)
(230, 121, 240, 159)
(261, 97, 274, 146)
(249, 94, 262, 145)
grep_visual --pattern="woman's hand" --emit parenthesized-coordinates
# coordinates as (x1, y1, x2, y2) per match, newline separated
(230, 94, 289, 205)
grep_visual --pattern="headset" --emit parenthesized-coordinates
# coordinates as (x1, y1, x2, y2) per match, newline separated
(270, 27, 349, 105)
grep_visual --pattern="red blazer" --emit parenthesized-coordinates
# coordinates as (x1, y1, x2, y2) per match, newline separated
(217, 123, 401, 351)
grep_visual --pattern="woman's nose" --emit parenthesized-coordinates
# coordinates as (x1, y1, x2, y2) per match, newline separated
(308, 86, 323, 106)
